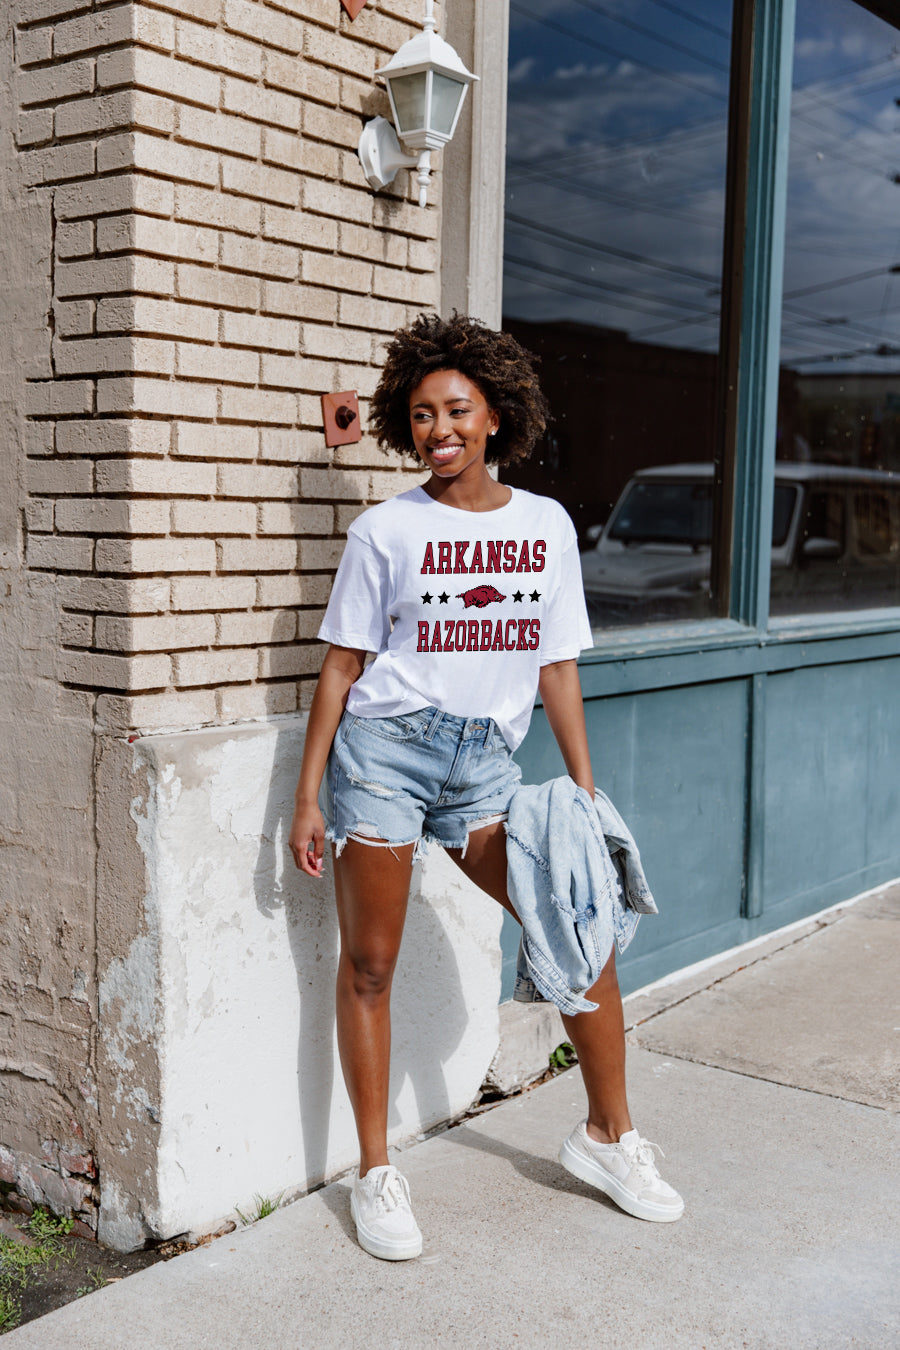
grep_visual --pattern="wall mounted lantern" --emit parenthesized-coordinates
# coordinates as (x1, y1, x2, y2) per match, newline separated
(357, 0, 478, 208)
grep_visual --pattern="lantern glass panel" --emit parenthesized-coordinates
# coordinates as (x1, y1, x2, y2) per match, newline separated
(389, 71, 428, 134)
(430, 72, 465, 136)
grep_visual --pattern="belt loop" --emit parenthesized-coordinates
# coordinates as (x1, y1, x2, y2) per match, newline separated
(483, 720, 493, 748)
(424, 708, 443, 741)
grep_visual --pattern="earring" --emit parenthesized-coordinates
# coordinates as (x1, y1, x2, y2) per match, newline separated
(489, 429, 497, 436)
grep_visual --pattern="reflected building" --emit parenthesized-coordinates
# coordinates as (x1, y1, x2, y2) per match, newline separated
(779, 372, 900, 471)
(503, 317, 719, 544)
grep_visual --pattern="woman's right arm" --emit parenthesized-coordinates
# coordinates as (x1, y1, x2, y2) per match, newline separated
(288, 643, 367, 876)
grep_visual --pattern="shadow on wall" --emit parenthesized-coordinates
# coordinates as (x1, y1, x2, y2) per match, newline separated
(252, 723, 471, 1191)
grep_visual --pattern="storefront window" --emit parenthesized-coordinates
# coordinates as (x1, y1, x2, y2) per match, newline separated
(501, 0, 735, 629)
(772, 0, 900, 617)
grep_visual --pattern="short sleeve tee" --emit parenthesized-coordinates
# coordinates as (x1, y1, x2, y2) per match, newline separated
(318, 486, 593, 750)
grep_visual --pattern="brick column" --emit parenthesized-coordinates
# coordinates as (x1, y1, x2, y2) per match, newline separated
(4, 0, 494, 1250)
(19, 0, 439, 739)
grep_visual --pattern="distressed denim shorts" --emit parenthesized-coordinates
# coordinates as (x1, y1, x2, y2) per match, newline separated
(321, 706, 522, 858)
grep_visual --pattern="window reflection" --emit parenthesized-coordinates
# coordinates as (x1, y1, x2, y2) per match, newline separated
(501, 0, 734, 629)
(770, 468, 900, 612)
(773, 0, 900, 617)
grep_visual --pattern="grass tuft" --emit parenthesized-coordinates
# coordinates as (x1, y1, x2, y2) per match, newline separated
(75, 1267, 108, 1298)
(0, 1291, 20, 1332)
(0, 1208, 77, 1332)
(234, 1193, 284, 1226)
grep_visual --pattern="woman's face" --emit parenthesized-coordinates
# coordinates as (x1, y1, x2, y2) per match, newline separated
(408, 369, 499, 480)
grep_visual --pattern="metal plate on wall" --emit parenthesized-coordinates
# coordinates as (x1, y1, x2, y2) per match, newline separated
(322, 390, 361, 447)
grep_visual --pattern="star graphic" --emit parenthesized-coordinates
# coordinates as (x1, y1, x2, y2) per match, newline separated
(530, 590, 541, 602)
(421, 591, 433, 604)
(438, 592, 450, 604)
(512, 590, 524, 602)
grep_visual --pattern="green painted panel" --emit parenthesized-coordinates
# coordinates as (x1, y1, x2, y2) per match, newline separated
(866, 686, 900, 863)
(501, 652, 900, 1000)
(763, 659, 900, 902)
(502, 681, 748, 997)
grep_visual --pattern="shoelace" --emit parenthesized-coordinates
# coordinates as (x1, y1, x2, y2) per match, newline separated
(624, 1136, 666, 1181)
(371, 1168, 411, 1215)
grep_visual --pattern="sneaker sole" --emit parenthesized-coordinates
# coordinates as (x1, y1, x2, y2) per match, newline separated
(559, 1135, 684, 1223)
(350, 1191, 423, 1261)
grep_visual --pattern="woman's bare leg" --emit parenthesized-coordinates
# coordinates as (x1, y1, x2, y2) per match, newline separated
(449, 821, 632, 1144)
(333, 838, 415, 1176)
(560, 955, 632, 1143)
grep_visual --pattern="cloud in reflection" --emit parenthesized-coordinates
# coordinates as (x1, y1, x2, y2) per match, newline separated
(504, 0, 900, 374)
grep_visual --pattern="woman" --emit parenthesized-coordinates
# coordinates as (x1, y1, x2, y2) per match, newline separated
(289, 313, 683, 1261)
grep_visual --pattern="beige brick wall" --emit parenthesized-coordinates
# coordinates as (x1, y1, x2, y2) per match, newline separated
(18, 0, 441, 737)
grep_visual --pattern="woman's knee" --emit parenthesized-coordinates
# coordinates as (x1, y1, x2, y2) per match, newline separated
(338, 947, 398, 1000)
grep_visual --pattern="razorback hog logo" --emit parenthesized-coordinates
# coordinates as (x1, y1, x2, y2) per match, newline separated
(457, 585, 506, 609)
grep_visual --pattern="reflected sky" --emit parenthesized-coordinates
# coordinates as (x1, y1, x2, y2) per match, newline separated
(504, 0, 900, 373)
(781, 0, 900, 374)
(504, 0, 733, 353)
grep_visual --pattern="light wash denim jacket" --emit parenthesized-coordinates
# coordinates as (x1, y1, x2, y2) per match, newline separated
(506, 777, 658, 1016)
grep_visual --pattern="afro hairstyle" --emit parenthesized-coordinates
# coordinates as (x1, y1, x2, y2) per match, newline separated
(368, 311, 550, 466)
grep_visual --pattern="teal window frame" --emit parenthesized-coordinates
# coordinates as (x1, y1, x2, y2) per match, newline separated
(571, 0, 900, 658)
(565, 0, 900, 683)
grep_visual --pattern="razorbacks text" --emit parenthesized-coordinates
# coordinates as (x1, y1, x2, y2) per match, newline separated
(416, 618, 541, 653)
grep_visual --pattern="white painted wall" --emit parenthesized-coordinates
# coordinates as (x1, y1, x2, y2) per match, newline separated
(116, 718, 504, 1240)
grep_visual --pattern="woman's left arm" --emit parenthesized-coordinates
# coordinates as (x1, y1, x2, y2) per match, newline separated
(538, 658, 595, 798)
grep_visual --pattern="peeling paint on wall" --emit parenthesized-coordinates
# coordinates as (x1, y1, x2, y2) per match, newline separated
(93, 737, 163, 1248)
(118, 717, 504, 1240)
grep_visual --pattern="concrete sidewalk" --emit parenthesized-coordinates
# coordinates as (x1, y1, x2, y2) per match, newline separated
(7, 885, 899, 1350)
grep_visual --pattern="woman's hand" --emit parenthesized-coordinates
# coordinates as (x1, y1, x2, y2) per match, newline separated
(289, 799, 326, 877)
(288, 643, 367, 878)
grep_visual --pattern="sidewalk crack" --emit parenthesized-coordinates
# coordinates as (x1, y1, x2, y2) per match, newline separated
(625, 915, 842, 1031)
(633, 1044, 892, 1112)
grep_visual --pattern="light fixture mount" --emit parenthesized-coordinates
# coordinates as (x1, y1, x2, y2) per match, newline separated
(357, 0, 477, 208)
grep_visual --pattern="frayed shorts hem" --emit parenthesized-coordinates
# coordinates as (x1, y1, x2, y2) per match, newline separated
(325, 810, 508, 863)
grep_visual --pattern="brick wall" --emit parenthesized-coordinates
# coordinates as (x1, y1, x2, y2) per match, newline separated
(3, 0, 448, 1233)
(17, 0, 440, 737)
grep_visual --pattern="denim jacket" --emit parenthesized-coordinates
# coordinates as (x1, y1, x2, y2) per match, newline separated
(505, 777, 658, 1016)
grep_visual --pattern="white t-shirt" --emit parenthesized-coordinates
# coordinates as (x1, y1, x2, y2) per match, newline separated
(318, 486, 593, 750)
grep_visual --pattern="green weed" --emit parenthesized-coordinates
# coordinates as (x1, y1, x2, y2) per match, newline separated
(0, 1208, 76, 1334)
(76, 1267, 108, 1298)
(549, 1041, 578, 1073)
(0, 1290, 21, 1332)
(235, 1192, 283, 1226)
(27, 1209, 73, 1241)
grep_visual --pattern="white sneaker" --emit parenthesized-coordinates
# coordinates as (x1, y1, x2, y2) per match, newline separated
(559, 1122, 684, 1222)
(350, 1165, 423, 1260)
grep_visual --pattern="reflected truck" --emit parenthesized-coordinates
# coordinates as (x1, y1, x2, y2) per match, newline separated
(581, 462, 900, 626)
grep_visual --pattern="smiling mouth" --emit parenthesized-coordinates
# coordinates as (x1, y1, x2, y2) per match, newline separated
(430, 444, 464, 461)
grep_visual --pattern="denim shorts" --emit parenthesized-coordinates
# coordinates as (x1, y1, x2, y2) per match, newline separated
(321, 706, 522, 858)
